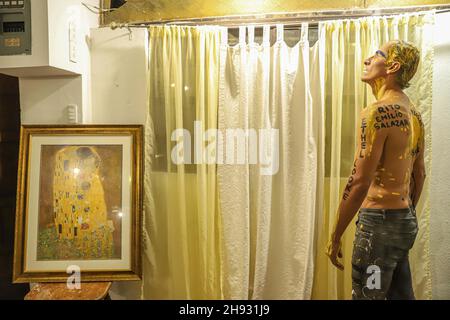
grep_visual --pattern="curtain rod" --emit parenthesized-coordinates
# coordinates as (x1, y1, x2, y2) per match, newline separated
(105, 4, 450, 30)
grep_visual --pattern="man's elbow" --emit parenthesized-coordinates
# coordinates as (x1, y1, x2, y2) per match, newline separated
(413, 166, 427, 181)
(419, 170, 426, 179)
(352, 178, 372, 194)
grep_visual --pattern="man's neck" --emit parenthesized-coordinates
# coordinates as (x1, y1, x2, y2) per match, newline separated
(371, 78, 404, 101)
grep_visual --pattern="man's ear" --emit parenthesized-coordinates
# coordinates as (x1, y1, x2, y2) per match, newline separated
(386, 61, 401, 74)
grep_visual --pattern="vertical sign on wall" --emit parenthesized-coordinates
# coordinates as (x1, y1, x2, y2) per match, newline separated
(68, 17, 77, 63)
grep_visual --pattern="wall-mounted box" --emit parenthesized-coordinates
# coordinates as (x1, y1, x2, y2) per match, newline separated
(0, 0, 96, 77)
(0, 0, 31, 56)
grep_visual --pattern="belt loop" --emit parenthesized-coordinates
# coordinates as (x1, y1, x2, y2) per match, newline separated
(382, 209, 386, 220)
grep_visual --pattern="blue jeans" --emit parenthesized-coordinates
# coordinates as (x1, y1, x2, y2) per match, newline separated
(351, 206, 418, 300)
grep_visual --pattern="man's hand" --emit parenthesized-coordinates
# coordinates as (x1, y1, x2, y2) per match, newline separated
(326, 239, 344, 271)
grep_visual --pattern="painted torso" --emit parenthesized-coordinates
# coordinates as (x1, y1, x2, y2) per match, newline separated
(359, 98, 424, 209)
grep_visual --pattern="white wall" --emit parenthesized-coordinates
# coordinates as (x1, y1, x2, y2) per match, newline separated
(19, 0, 99, 124)
(90, 28, 148, 125)
(429, 11, 450, 300)
(20, 76, 82, 124)
(47, 0, 86, 75)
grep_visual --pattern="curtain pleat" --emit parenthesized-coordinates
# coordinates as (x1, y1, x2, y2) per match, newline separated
(143, 25, 224, 299)
(218, 24, 325, 299)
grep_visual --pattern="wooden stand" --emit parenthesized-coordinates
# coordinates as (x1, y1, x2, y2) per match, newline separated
(25, 282, 112, 300)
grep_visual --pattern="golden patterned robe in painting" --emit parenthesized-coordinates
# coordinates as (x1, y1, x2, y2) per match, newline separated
(52, 146, 114, 258)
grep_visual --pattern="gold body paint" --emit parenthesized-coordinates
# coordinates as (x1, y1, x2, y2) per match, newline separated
(364, 105, 379, 158)
(373, 78, 386, 100)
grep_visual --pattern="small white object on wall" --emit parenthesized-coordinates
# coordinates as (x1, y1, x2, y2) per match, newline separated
(66, 104, 79, 124)
(68, 16, 78, 63)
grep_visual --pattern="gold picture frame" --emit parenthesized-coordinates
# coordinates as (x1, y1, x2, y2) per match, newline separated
(13, 125, 143, 283)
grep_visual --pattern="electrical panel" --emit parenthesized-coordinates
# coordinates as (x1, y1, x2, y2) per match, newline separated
(0, 0, 31, 55)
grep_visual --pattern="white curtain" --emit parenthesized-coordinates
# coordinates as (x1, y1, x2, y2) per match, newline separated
(217, 24, 325, 299)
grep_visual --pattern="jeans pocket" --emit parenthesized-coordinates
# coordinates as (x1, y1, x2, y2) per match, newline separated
(352, 230, 374, 267)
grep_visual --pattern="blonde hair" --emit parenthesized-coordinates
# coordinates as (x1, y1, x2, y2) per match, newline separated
(385, 40, 420, 89)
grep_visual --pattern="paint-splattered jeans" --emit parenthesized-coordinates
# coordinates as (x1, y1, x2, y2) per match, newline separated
(351, 206, 418, 300)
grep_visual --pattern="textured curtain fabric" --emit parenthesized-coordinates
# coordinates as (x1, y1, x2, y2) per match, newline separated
(142, 25, 224, 299)
(311, 11, 435, 300)
(141, 12, 434, 301)
(217, 24, 326, 299)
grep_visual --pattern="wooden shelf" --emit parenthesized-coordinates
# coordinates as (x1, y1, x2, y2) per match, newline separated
(25, 282, 113, 300)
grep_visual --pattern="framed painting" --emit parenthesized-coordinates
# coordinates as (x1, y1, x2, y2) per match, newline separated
(13, 125, 143, 283)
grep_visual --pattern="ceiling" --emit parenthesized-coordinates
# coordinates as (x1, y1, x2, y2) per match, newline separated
(100, 0, 450, 25)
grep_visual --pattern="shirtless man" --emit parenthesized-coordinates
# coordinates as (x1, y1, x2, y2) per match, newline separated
(326, 40, 425, 300)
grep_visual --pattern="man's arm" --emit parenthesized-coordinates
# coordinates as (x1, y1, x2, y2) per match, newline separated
(410, 122, 426, 208)
(327, 106, 388, 269)
(330, 106, 388, 243)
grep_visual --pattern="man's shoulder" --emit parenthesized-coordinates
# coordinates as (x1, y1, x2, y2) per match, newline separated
(361, 102, 392, 118)
(362, 102, 410, 131)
